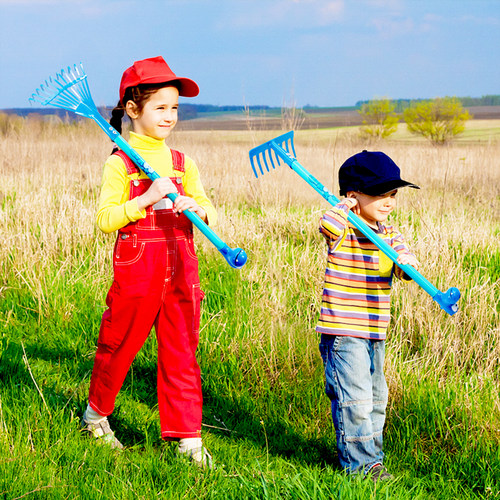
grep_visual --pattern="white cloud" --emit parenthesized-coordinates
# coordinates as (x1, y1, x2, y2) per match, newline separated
(0, 0, 61, 4)
(0, 0, 136, 17)
(319, 1, 344, 24)
(217, 0, 344, 30)
(458, 14, 500, 27)
(0, 0, 131, 7)
(372, 10, 500, 38)
(370, 15, 415, 38)
(361, 0, 403, 8)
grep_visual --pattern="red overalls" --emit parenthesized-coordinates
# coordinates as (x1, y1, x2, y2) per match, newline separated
(88, 149, 203, 439)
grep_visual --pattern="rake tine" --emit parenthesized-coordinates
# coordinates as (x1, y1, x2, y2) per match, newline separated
(261, 150, 269, 173)
(280, 136, 293, 158)
(263, 150, 272, 171)
(251, 154, 260, 177)
(272, 148, 281, 166)
(265, 149, 275, 171)
(255, 153, 265, 176)
(269, 140, 283, 166)
(249, 156, 258, 178)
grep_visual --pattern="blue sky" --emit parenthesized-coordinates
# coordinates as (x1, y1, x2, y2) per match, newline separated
(1, 0, 499, 109)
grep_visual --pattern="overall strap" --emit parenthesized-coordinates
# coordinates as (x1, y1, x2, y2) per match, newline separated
(112, 149, 137, 175)
(170, 149, 185, 173)
(111, 148, 185, 175)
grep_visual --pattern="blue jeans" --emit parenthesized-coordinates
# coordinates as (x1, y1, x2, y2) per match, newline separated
(319, 334, 388, 474)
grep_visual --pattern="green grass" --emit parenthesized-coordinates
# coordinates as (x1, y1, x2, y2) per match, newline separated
(1, 122, 499, 498)
(1, 205, 499, 499)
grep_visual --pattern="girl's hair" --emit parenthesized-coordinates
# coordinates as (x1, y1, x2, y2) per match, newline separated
(109, 82, 181, 134)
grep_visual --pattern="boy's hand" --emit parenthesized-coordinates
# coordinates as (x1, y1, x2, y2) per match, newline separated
(137, 177, 178, 211)
(173, 195, 207, 222)
(343, 197, 358, 207)
(343, 196, 359, 214)
(397, 253, 419, 269)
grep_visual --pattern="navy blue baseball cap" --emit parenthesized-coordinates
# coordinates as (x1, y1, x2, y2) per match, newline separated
(339, 150, 420, 196)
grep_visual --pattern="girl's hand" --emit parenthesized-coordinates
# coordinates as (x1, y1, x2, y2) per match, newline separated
(137, 177, 178, 211)
(397, 253, 419, 269)
(173, 195, 207, 222)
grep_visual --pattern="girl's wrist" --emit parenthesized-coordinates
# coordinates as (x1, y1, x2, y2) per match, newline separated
(136, 193, 150, 212)
(197, 207, 207, 222)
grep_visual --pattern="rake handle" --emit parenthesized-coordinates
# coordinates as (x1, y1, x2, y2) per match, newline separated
(268, 139, 460, 316)
(82, 103, 247, 269)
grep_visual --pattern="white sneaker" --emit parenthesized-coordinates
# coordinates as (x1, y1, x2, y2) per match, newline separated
(81, 417, 124, 450)
(178, 445, 213, 469)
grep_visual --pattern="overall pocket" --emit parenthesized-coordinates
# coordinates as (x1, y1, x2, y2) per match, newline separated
(114, 235, 145, 266)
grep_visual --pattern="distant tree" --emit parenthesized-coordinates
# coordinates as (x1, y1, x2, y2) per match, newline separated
(403, 97, 472, 145)
(178, 104, 198, 121)
(358, 98, 399, 139)
(459, 95, 500, 107)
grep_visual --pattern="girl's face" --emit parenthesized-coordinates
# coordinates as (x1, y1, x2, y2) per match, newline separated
(126, 86, 179, 140)
(348, 190, 398, 228)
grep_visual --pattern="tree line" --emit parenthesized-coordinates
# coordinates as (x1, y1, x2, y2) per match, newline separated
(358, 97, 474, 145)
(356, 95, 500, 112)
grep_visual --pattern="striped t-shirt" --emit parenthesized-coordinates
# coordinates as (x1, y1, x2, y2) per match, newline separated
(316, 200, 412, 340)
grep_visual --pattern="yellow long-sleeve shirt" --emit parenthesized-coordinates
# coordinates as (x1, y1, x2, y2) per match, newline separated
(96, 132, 217, 233)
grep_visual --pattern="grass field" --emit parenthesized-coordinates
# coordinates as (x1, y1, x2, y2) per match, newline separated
(0, 116, 499, 499)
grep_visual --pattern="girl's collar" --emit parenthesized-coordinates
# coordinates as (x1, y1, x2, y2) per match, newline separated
(129, 131, 167, 150)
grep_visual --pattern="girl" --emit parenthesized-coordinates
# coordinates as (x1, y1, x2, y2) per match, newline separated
(82, 56, 217, 468)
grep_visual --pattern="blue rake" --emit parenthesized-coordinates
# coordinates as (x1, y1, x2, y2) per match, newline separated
(249, 131, 460, 316)
(29, 63, 247, 269)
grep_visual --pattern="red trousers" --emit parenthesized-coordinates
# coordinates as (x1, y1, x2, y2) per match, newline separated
(88, 177, 203, 439)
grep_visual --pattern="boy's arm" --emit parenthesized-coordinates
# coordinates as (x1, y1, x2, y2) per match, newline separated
(391, 230, 419, 280)
(319, 198, 357, 241)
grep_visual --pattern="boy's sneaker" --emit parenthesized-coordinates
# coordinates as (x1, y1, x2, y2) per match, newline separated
(178, 446, 213, 469)
(81, 417, 124, 450)
(366, 463, 393, 482)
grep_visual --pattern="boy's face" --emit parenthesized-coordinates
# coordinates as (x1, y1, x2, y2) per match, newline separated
(347, 190, 398, 228)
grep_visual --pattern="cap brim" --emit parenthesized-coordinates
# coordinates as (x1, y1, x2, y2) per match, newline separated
(136, 75, 199, 97)
(172, 77, 199, 97)
(363, 179, 420, 196)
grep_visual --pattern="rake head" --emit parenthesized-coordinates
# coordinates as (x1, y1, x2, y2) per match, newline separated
(29, 63, 98, 117)
(249, 131, 296, 177)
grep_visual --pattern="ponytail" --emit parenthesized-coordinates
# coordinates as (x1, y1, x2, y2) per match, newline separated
(110, 101, 125, 134)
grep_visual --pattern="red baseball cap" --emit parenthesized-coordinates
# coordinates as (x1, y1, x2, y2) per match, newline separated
(119, 56, 199, 102)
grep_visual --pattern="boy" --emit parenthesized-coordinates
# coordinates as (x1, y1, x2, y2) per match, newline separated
(317, 150, 419, 481)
